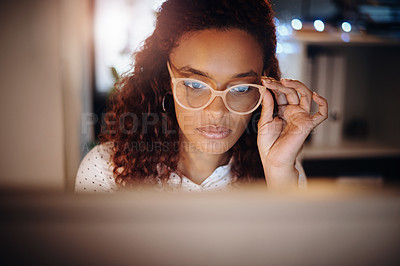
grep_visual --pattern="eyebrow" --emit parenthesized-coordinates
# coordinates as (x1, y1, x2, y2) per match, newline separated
(177, 66, 259, 79)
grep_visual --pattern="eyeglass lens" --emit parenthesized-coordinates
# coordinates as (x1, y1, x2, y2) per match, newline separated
(175, 80, 261, 113)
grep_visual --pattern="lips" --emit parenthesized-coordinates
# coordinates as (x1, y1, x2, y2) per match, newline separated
(196, 125, 232, 139)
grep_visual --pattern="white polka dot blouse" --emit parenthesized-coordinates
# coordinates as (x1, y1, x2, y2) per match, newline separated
(75, 143, 307, 193)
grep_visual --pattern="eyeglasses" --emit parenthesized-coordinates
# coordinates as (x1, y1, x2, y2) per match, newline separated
(167, 61, 266, 115)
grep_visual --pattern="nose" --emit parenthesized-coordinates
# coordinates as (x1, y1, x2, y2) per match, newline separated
(204, 95, 229, 118)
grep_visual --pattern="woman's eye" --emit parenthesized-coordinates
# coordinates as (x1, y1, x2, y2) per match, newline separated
(231, 86, 249, 93)
(184, 81, 206, 89)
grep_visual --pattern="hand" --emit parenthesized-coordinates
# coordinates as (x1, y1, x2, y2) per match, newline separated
(257, 77, 328, 188)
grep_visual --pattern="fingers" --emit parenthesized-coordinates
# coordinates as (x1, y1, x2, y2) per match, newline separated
(260, 77, 328, 132)
(311, 91, 328, 126)
(262, 77, 315, 113)
(272, 89, 288, 106)
(262, 77, 300, 105)
(281, 79, 313, 113)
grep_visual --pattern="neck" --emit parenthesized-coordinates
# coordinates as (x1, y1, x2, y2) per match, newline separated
(177, 141, 231, 185)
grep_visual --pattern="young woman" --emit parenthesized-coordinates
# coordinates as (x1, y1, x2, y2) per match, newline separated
(75, 0, 328, 193)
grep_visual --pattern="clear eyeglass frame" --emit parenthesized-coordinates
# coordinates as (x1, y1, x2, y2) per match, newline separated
(167, 61, 266, 115)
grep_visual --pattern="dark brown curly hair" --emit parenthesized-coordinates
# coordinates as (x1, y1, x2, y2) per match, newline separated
(99, 0, 280, 188)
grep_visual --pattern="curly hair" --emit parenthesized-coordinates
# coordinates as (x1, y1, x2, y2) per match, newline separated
(99, 0, 280, 188)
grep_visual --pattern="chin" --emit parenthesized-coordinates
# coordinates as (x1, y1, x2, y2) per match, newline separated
(194, 139, 233, 154)
(179, 130, 237, 154)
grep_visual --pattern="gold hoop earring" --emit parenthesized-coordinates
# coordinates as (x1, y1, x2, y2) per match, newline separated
(162, 92, 172, 113)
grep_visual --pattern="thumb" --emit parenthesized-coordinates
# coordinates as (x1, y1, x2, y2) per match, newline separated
(258, 82, 275, 126)
(257, 86, 282, 153)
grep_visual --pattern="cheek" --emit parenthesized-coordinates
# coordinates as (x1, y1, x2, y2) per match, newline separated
(230, 114, 252, 135)
(174, 104, 198, 132)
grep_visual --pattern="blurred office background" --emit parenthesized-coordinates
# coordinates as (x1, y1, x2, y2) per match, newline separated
(0, 0, 399, 192)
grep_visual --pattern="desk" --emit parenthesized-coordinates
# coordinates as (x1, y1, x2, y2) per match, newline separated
(1, 184, 399, 265)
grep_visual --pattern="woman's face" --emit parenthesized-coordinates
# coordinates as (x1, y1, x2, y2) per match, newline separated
(169, 29, 264, 154)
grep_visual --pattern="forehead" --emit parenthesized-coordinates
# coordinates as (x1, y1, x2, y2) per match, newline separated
(169, 29, 264, 78)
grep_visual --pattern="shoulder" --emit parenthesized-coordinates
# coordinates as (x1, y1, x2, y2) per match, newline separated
(75, 142, 118, 193)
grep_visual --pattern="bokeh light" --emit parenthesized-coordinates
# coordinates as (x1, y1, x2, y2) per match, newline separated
(341, 22, 352, 32)
(314, 20, 325, 32)
(291, 19, 303, 30)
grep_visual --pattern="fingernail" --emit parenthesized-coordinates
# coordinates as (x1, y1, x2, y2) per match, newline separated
(262, 77, 272, 84)
(281, 78, 292, 82)
(313, 91, 320, 97)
